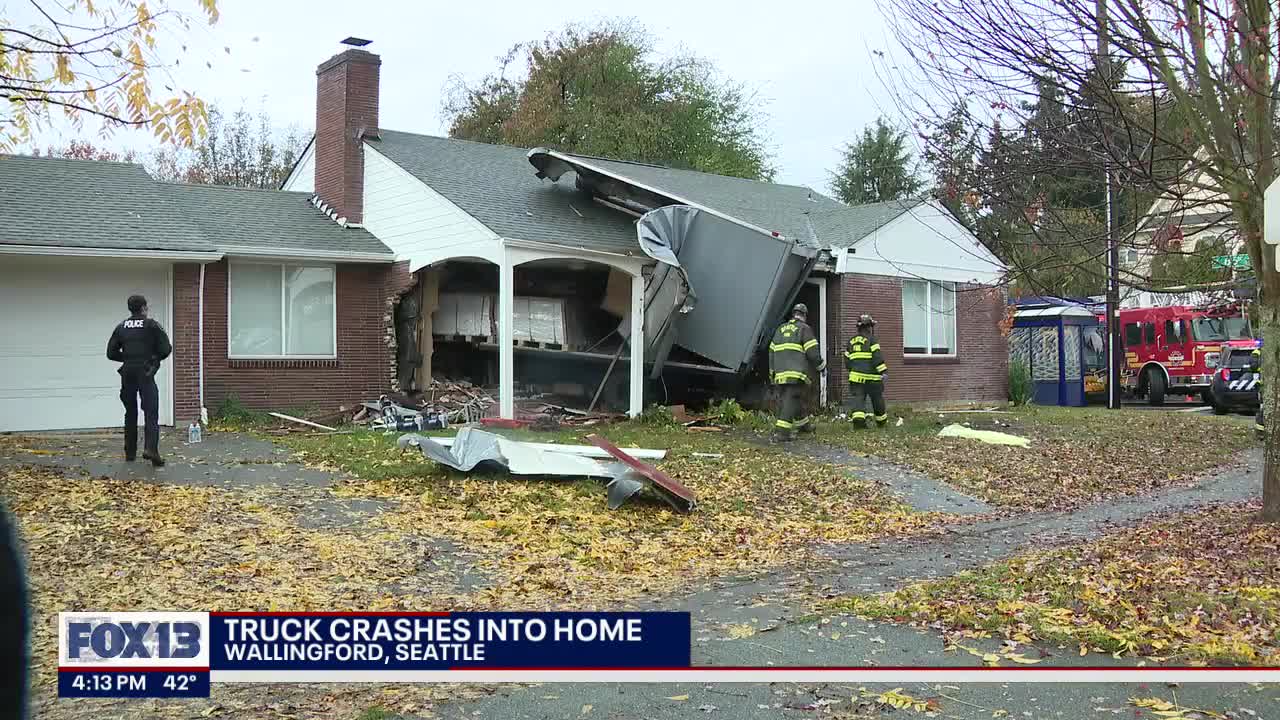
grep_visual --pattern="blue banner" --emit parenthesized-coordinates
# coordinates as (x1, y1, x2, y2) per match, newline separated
(209, 612, 691, 670)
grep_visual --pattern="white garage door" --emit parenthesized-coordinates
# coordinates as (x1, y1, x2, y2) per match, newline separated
(0, 256, 173, 432)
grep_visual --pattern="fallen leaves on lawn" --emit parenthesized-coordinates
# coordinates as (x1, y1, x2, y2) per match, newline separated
(823, 406, 1252, 511)
(0, 466, 475, 716)
(287, 426, 951, 609)
(831, 501, 1280, 664)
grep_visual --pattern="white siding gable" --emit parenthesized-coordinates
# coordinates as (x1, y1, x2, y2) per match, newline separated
(361, 144, 500, 270)
(836, 201, 1005, 284)
(282, 140, 315, 193)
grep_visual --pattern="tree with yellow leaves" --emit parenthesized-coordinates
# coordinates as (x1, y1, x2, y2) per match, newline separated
(0, 0, 218, 150)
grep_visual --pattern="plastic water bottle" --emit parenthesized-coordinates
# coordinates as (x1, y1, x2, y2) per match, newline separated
(188, 422, 202, 444)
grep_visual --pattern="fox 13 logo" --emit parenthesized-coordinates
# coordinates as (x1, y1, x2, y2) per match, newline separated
(59, 612, 210, 667)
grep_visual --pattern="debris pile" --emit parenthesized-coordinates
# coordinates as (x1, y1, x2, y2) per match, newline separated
(397, 428, 694, 512)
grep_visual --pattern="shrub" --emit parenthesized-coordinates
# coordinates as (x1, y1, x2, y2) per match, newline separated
(212, 395, 267, 426)
(706, 398, 748, 425)
(1008, 361, 1033, 406)
(639, 404, 678, 426)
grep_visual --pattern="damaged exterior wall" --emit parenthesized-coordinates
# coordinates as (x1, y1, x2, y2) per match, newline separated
(834, 273, 1007, 405)
(416, 267, 440, 390)
(180, 259, 413, 419)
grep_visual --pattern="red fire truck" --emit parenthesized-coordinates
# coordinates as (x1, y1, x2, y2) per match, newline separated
(1104, 302, 1255, 405)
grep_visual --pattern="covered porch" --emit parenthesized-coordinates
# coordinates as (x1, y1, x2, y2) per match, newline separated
(395, 238, 649, 420)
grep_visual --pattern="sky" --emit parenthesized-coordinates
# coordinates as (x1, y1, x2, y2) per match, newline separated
(14, 0, 908, 193)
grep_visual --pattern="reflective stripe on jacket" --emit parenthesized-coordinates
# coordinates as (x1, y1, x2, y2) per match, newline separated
(769, 319, 825, 385)
(846, 333, 886, 383)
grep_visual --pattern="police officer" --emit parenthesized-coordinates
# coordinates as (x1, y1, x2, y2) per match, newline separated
(768, 303, 826, 442)
(106, 295, 172, 466)
(846, 314, 889, 428)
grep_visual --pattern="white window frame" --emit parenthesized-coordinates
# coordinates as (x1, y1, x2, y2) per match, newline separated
(228, 261, 338, 360)
(902, 279, 958, 358)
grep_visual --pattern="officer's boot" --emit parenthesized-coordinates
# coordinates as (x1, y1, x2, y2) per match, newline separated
(142, 434, 165, 468)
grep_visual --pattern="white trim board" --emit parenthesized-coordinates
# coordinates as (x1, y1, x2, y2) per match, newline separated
(0, 245, 222, 261)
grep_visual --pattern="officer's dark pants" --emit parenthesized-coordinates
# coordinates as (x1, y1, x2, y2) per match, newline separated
(774, 383, 812, 437)
(1257, 404, 1266, 437)
(0, 502, 28, 719)
(121, 370, 160, 459)
(847, 380, 887, 428)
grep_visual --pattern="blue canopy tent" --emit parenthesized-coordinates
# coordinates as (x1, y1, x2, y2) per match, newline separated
(1009, 300, 1104, 406)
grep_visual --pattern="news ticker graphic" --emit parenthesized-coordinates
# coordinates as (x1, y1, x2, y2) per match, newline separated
(58, 611, 692, 697)
(57, 611, 1280, 697)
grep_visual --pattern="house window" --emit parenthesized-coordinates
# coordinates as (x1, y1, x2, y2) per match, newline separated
(902, 279, 956, 355)
(229, 263, 336, 358)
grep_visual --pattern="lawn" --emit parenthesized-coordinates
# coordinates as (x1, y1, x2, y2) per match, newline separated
(0, 420, 952, 712)
(820, 405, 1254, 510)
(277, 421, 951, 608)
(828, 501, 1280, 664)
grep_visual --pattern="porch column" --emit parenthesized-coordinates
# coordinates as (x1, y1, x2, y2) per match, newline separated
(498, 255, 515, 419)
(628, 270, 645, 418)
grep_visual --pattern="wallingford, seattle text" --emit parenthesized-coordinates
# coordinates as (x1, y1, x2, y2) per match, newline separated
(222, 616, 645, 663)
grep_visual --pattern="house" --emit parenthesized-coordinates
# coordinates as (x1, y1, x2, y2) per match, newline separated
(1122, 162, 1244, 308)
(0, 42, 1007, 433)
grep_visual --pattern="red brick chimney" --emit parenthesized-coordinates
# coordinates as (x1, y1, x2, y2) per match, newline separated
(315, 45, 380, 224)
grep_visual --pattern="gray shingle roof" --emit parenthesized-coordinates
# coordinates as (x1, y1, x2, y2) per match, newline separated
(804, 199, 924, 249)
(166, 183, 392, 257)
(562, 153, 847, 244)
(0, 154, 392, 259)
(371, 131, 642, 255)
(0, 154, 213, 253)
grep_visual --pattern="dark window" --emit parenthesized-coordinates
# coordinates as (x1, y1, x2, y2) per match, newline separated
(1164, 319, 1186, 344)
(1124, 323, 1142, 347)
(1144, 322, 1156, 344)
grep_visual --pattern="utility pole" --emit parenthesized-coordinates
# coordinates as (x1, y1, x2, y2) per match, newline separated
(1099, 0, 1123, 410)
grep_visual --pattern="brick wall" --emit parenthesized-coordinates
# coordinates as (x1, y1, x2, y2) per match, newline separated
(315, 49, 380, 224)
(822, 273, 844, 401)
(172, 264, 201, 424)
(833, 273, 1007, 405)
(171, 259, 414, 421)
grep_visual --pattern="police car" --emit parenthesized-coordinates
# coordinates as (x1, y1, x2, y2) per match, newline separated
(1207, 342, 1261, 414)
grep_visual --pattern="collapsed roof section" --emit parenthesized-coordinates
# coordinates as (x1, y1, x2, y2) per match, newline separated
(527, 149, 818, 376)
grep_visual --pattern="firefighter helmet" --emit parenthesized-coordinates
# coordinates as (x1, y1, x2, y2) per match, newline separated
(793, 303, 808, 318)
(858, 313, 876, 328)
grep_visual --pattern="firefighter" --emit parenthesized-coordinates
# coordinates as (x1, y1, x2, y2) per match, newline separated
(106, 295, 172, 466)
(768, 303, 826, 442)
(846, 314, 888, 428)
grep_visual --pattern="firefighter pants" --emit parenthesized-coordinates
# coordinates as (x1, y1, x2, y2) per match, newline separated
(120, 370, 160, 459)
(847, 380, 887, 427)
(1257, 404, 1265, 435)
(774, 383, 813, 436)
